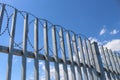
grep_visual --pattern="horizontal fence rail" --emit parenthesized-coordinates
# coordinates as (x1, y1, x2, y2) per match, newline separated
(0, 3, 120, 80)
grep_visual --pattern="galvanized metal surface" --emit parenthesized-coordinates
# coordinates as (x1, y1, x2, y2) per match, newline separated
(22, 13, 28, 80)
(0, 4, 5, 32)
(52, 26, 60, 80)
(44, 21, 50, 80)
(59, 28, 69, 80)
(6, 9, 17, 80)
(0, 3, 120, 80)
(34, 18, 39, 80)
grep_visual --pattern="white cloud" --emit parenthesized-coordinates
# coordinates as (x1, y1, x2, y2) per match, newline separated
(49, 64, 71, 80)
(49, 65, 55, 79)
(89, 37, 120, 52)
(89, 37, 98, 43)
(27, 58, 33, 63)
(59, 64, 65, 80)
(39, 61, 46, 80)
(104, 39, 120, 51)
(40, 76, 45, 80)
(26, 72, 34, 80)
(27, 38, 120, 80)
(110, 29, 119, 35)
(27, 61, 45, 80)
(99, 27, 106, 35)
(13, 56, 19, 63)
(39, 61, 45, 71)
(39, 63, 75, 80)
(89, 37, 102, 45)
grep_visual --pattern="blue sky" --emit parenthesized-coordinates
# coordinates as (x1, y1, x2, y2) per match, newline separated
(1, 0, 120, 40)
(0, 0, 120, 80)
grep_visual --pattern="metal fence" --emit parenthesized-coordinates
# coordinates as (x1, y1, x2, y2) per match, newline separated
(0, 3, 120, 80)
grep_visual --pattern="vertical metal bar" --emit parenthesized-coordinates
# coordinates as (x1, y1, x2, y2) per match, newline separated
(22, 13, 28, 80)
(114, 52, 120, 79)
(92, 42, 105, 80)
(111, 51, 118, 73)
(105, 48, 114, 80)
(104, 48, 112, 72)
(83, 39, 93, 80)
(110, 50, 119, 80)
(77, 36, 88, 80)
(0, 4, 5, 33)
(116, 54, 120, 80)
(100, 46, 108, 70)
(72, 34, 82, 80)
(117, 53, 120, 66)
(34, 18, 39, 80)
(100, 46, 111, 80)
(116, 53, 120, 70)
(6, 9, 17, 80)
(113, 52, 119, 73)
(114, 52, 120, 73)
(108, 50, 118, 80)
(87, 40, 95, 68)
(44, 21, 50, 80)
(116, 53, 120, 80)
(66, 31, 76, 80)
(52, 26, 60, 80)
(59, 28, 68, 80)
(87, 40, 98, 80)
(108, 50, 115, 71)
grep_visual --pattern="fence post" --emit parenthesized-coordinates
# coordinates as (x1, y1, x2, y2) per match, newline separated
(100, 46, 111, 80)
(34, 18, 39, 80)
(59, 28, 68, 80)
(83, 39, 94, 80)
(114, 52, 120, 73)
(92, 42, 105, 80)
(0, 4, 5, 33)
(116, 53, 120, 79)
(22, 13, 28, 80)
(52, 26, 60, 80)
(113, 52, 120, 80)
(105, 48, 116, 80)
(72, 34, 82, 80)
(77, 36, 88, 80)
(66, 31, 76, 80)
(44, 21, 50, 80)
(87, 40, 98, 80)
(108, 50, 119, 80)
(110, 50, 119, 80)
(6, 9, 17, 80)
